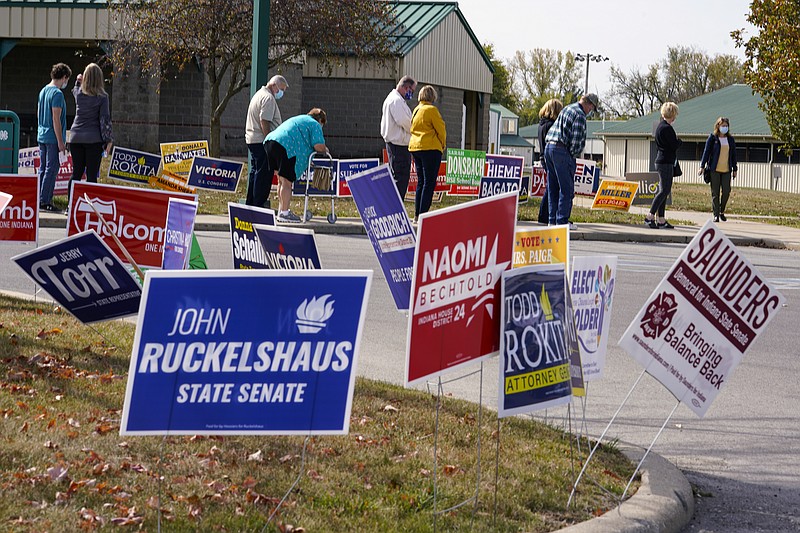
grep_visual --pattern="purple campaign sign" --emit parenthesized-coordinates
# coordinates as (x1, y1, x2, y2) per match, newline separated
(162, 198, 198, 270)
(12, 230, 142, 324)
(486, 154, 524, 178)
(228, 203, 276, 269)
(346, 164, 415, 311)
(252, 224, 322, 269)
(188, 156, 244, 192)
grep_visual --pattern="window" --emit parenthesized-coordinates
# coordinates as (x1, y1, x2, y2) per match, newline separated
(501, 118, 517, 135)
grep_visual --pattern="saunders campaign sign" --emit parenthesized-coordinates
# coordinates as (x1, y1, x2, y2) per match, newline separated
(68, 181, 196, 269)
(0, 174, 38, 243)
(406, 191, 518, 386)
(227, 203, 276, 269)
(346, 164, 415, 311)
(499, 264, 572, 417)
(13, 230, 141, 323)
(252, 224, 322, 269)
(120, 270, 372, 435)
(619, 220, 784, 417)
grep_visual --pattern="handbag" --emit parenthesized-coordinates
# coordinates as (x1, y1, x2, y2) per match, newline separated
(673, 160, 682, 177)
(100, 114, 114, 144)
(703, 166, 712, 184)
(311, 166, 332, 191)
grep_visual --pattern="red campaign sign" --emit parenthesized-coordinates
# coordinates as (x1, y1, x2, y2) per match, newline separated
(405, 191, 519, 386)
(0, 174, 39, 243)
(32, 153, 76, 196)
(382, 149, 449, 193)
(530, 164, 547, 198)
(68, 181, 196, 268)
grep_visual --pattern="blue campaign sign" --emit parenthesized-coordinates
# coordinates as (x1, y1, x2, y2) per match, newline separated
(228, 202, 276, 270)
(336, 158, 380, 197)
(162, 198, 198, 270)
(518, 175, 530, 204)
(12, 230, 142, 324)
(346, 164, 415, 311)
(486, 154, 524, 178)
(478, 176, 521, 199)
(498, 264, 572, 418)
(107, 147, 161, 185)
(120, 270, 372, 435)
(187, 156, 244, 192)
(252, 224, 322, 269)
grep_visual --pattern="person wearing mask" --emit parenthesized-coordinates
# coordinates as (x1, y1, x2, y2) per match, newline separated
(37, 62, 72, 213)
(536, 98, 563, 224)
(381, 75, 416, 201)
(408, 85, 446, 222)
(645, 102, 682, 229)
(264, 108, 329, 223)
(698, 117, 738, 222)
(68, 63, 113, 202)
(245, 75, 288, 209)
(544, 93, 600, 230)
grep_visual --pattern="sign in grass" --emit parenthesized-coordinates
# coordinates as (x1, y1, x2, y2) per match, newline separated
(446, 148, 486, 186)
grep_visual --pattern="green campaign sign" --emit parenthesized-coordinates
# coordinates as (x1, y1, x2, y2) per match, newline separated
(446, 148, 486, 186)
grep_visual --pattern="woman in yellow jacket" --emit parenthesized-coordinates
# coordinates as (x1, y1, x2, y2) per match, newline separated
(409, 85, 446, 220)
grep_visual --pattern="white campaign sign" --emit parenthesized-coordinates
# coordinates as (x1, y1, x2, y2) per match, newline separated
(619, 220, 784, 417)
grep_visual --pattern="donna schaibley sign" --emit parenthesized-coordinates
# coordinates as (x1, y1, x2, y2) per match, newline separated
(120, 270, 372, 435)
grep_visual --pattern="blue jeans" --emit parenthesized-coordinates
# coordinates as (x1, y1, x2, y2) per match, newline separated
(543, 143, 576, 225)
(411, 150, 442, 218)
(38, 142, 60, 205)
(246, 142, 271, 208)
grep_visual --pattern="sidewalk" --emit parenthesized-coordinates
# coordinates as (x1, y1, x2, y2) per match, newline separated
(39, 208, 800, 251)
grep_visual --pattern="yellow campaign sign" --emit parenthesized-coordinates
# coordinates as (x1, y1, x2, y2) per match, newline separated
(513, 226, 569, 268)
(149, 169, 196, 194)
(160, 140, 209, 178)
(505, 363, 570, 394)
(591, 179, 639, 212)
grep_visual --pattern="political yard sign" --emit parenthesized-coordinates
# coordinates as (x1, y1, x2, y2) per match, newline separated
(0, 174, 38, 243)
(160, 140, 209, 178)
(227, 203, 276, 269)
(120, 270, 372, 435)
(446, 148, 486, 187)
(252, 224, 322, 270)
(162, 198, 198, 270)
(619, 220, 784, 417)
(574, 158, 600, 197)
(187, 156, 243, 193)
(626, 172, 672, 207)
(13, 231, 141, 324)
(346, 164, 415, 311)
(570, 256, 617, 381)
(499, 264, 572, 417)
(513, 225, 569, 268)
(336, 158, 380, 197)
(530, 164, 547, 198)
(591, 179, 639, 212)
(21, 147, 73, 195)
(406, 191, 518, 386)
(68, 181, 196, 269)
(108, 147, 161, 185)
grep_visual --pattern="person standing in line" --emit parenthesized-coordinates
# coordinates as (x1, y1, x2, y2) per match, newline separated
(381, 75, 416, 201)
(264, 108, 329, 223)
(37, 62, 72, 213)
(698, 117, 738, 222)
(408, 85, 446, 222)
(645, 102, 682, 229)
(543, 93, 599, 230)
(536, 98, 563, 224)
(245, 75, 288, 209)
(68, 63, 113, 203)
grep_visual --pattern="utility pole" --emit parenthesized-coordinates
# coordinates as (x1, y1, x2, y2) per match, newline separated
(250, 0, 270, 98)
(574, 53, 609, 95)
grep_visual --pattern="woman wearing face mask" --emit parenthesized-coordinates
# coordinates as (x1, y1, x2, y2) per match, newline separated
(698, 117, 738, 222)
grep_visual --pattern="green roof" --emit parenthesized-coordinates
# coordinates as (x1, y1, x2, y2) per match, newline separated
(598, 85, 772, 140)
(388, 1, 494, 73)
(500, 134, 533, 148)
(519, 120, 607, 140)
(490, 103, 518, 119)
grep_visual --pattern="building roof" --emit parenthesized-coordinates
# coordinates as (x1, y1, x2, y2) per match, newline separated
(598, 84, 773, 140)
(490, 103, 518, 119)
(520, 120, 607, 140)
(500, 134, 533, 148)
(388, 1, 494, 73)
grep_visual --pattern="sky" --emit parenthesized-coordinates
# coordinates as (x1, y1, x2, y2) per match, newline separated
(454, 0, 757, 97)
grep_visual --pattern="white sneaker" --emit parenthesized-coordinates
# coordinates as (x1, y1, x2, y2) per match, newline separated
(277, 211, 301, 224)
(568, 221, 578, 231)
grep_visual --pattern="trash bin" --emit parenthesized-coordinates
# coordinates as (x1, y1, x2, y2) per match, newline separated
(0, 110, 21, 174)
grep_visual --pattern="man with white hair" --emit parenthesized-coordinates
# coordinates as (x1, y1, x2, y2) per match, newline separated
(245, 75, 288, 208)
(381, 75, 416, 200)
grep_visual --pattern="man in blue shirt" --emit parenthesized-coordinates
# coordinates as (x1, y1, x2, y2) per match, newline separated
(37, 63, 72, 212)
(543, 93, 600, 230)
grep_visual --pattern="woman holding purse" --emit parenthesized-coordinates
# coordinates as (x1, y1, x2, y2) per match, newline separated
(698, 117, 738, 222)
(645, 101, 681, 229)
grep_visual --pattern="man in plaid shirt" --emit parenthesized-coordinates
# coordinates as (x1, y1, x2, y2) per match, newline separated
(543, 93, 600, 229)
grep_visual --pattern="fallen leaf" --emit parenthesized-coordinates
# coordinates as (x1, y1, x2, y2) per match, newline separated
(247, 450, 263, 462)
(383, 404, 399, 412)
(47, 465, 69, 482)
(307, 469, 323, 481)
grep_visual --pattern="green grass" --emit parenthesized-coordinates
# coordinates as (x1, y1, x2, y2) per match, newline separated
(0, 295, 637, 532)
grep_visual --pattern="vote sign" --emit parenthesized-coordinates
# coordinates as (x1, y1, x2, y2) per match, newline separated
(252, 224, 322, 269)
(0, 174, 38, 243)
(227, 203, 276, 270)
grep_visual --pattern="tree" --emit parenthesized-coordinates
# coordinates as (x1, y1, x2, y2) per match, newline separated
(733, 0, 800, 149)
(607, 46, 745, 117)
(484, 44, 517, 111)
(109, 0, 395, 156)
(507, 49, 581, 125)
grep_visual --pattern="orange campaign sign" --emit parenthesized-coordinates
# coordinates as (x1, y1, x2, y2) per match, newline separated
(591, 179, 639, 212)
(513, 225, 569, 268)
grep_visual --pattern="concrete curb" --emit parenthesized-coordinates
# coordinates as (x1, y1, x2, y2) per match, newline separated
(556, 445, 694, 533)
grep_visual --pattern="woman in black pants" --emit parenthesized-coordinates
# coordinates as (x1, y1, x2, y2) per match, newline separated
(645, 102, 681, 229)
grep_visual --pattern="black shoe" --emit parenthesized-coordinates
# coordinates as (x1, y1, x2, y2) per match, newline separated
(714, 216, 720, 222)
(40, 203, 62, 213)
(658, 221, 675, 229)
(644, 217, 658, 229)
(719, 213, 727, 221)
